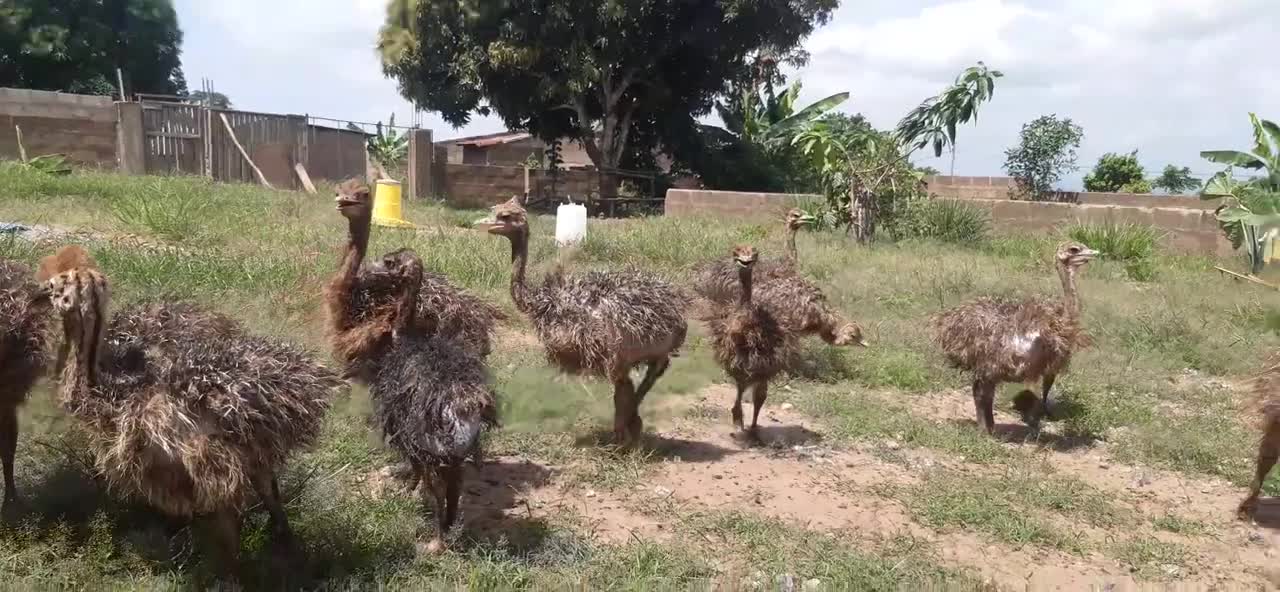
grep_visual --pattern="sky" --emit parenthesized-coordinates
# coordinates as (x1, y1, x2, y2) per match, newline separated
(174, 0, 1279, 189)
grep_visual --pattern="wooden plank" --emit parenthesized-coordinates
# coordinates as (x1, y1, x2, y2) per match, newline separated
(295, 163, 317, 194)
(219, 112, 274, 189)
(144, 131, 201, 140)
(1215, 266, 1280, 290)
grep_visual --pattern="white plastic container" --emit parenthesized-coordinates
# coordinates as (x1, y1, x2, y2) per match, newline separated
(555, 200, 587, 246)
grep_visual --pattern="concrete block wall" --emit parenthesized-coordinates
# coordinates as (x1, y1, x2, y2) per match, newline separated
(440, 163, 596, 209)
(665, 188, 1233, 257)
(0, 88, 118, 167)
(923, 175, 1214, 210)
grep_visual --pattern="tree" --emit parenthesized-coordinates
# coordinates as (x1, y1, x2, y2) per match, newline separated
(1002, 115, 1085, 200)
(1201, 113, 1280, 273)
(367, 114, 410, 167)
(0, 0, 186, 96)
(1083, 150, 1150, 193)
(186, 90, 231, 109)
(1151, 165, 1201, 194)
(378, 0, 838, 198)
(896, 61, 1002, 175)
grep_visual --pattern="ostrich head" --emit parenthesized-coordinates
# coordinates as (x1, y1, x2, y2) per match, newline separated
(784, 209, 817, 231)
(732, 245, 758, 268)
(829, 321, 869, 347)
(483, 197, 529, 238)
(1055, 242, 1100, 269)
(334, 179, 372, 220)
(41, 267, 107, 324)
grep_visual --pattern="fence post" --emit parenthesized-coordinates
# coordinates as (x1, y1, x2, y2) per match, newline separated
(115, 102, 145, 175)
(407, 128, 433, 200)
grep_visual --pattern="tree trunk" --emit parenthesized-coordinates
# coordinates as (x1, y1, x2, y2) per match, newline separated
(848, 184, 875, 244)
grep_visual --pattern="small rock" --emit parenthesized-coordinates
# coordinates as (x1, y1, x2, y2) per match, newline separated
(803, 578, 822, 591)
(1160, 564, 1181, 577)
(884, 440, 901, 451)
(713, 474, 724, 480)
(1098, 462, 1110, 469)
(654, 486, 673, 497)
(776, 574, 796, 592)
(781, 403, 794, 411)
(585, 489, 597, 498)
(1249, 531, 1265, 544)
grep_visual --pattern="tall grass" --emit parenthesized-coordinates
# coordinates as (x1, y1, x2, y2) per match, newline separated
(1067, 221, 1161, 281)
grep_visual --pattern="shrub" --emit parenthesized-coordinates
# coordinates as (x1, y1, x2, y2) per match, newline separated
(1066, 221, 1161, 281)
(889, 198, 990, 243)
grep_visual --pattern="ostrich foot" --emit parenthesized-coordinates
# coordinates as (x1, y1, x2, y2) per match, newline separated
(1239, 497, 1260, 521)
(415, 537, 447, 560)
(1, 495, 25, 522)
(731, 406, 744, 431)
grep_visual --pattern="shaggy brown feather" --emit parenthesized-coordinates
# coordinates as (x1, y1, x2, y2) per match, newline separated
(485, 197, 688, 445)
(1238, 353, 1280, 519)
(702, 246, 796, 435)
(930, 242, 1097, 434)
(0, 259, 53, 511)
(40, 252, 340, 568)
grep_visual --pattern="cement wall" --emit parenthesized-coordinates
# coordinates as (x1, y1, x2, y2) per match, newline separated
(664, 188, 1233, 257)
(440, 163, 597, 209)
(923, 175, 1214, 210)
(0, 88, 117, 167)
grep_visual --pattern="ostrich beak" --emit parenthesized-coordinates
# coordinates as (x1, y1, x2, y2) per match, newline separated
(334, 194, 359, 209)
(798, 214, 818, 226)
(856, 337, 869, 347)
(1080, 247, 1101, 260)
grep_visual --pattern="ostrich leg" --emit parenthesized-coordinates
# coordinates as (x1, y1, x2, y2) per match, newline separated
(1, 403, 18, 515)
(972, 380, 996, 435)
(1240, 427, 1280, 519)
(253, 472, 294, 543)
(209, 509, 242, 574)
(612, 377, 639, 446)
(629, 357, 671, 436)
(438, 464, 464, 537)
(749, 381, 770, 436)
(730, 378, 747, 431)
(1039, 374, 1057, 423)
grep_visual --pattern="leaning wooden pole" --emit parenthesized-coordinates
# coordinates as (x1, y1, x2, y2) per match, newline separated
(218, 113, 273, 189)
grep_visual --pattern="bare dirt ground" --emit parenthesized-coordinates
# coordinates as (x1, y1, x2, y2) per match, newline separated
(429, 382, 1280, 590)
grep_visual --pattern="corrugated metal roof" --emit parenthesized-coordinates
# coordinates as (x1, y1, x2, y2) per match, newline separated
(452, 132, 532, 147)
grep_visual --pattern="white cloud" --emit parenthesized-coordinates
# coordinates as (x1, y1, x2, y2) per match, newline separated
(172, 0, 1279, 187)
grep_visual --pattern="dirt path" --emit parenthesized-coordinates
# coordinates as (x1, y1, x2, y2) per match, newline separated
(438, 382, 1280, 590)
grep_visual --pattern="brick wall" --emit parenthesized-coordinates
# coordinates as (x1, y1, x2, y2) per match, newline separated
(0, 88, 117, 167)
(664, 189, 1233, 257)
(440, 163, 597, 209)
(924, 175, 1214, 210)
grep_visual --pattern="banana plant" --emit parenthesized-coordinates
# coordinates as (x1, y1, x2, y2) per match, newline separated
(367, 113, 409, 167)
(1202, 113, 1280, 273)
(711, 80, 849, 148)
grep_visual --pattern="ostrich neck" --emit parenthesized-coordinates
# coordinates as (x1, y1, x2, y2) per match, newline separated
(328, 213, 371, 332)
(785, 226, 799, 264)
(395, 273, 422, 332)
(508, 230, 531, 313)
(343, 214, 371, 280)
(59, 307, 105, 408)
(738, 266, 754, 305)
(1058, 263, 1081, 319)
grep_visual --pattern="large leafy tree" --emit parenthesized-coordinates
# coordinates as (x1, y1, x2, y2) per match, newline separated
(0, 0, 186, 96)
(1083, 150, 1151, 193)
(1002, 115, 1085, 200)
(896, 61, 1002, 175)
(1152, 165, 1200, 194)
(378, 0, 838, 197)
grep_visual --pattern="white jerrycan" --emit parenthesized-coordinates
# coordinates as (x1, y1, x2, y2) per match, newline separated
(555, 197, 587, 247)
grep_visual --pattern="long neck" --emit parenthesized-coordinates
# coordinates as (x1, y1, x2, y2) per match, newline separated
(60, 299, 107, 408)
(394, 273, 422, 335)
(1058, 263, 1081, 319)
(785, 225, 799, 264)
(508, 230, 531, 313)
(738, 265, 754, 305)
(328, 214, 371, 331)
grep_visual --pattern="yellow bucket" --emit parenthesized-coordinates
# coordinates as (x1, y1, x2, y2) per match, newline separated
(372, 179, 415, 229)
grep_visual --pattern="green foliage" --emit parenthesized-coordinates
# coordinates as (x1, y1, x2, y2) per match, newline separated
(1002, 115, 1085, 200)
(890, 198, 990, 244)
(1083, 150, 1150, 193)
(184, 91, 231, 108)
(379, 0, 838, 181)
(366, 114, 409, 167)
(1201, 113, 1280, 273)
(5, 154, 72, 176)
(0, 0, 186, 95)
(1066, 221, 1160, 281)
(1152, 165, 1200, 194)
(896, 61, 1002, 167)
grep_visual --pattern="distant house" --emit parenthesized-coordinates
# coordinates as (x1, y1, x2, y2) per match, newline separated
(435, 130, 677, 173)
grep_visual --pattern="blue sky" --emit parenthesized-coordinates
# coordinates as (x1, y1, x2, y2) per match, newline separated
(173, 0, 1279, 189)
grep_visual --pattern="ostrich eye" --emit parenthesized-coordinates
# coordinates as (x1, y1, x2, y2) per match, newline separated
(1068, 246, 1081, 254)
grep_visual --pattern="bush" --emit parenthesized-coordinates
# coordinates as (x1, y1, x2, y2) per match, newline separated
(1066, 221, 1161, 281)
(889, 198, 990, 243)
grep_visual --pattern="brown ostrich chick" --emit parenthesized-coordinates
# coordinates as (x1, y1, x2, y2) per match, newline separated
(0, 259, 53, 515)
(703, 246, 795, 438)
(691, 209, 866, 348)
(483, 196, 688, 446)
(326, 179, 505, 377)
(931, 241, 1098, 434)
(36, 247, 341, 572)
(1238, 355, 1280, 519)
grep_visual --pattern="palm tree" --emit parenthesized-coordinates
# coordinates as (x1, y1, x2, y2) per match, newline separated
(895, 62, 1002, 175)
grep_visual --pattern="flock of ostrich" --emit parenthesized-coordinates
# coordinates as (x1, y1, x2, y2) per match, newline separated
(1, 179, 1278, 577)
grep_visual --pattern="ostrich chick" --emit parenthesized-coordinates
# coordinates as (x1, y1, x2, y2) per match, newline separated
(932, 241, 1098, 434)
(1238, 355, 1280, 519)
(0, 260, 53, 515)
(36, 247, 341, 571)
(703, 246, 795, 438)
(484, 196, 688, 446)
(364, 249, 499, 556)
(692, 209, 816, 302)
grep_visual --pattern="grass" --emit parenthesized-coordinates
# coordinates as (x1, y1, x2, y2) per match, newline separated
(0, 167, 1277, 587)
